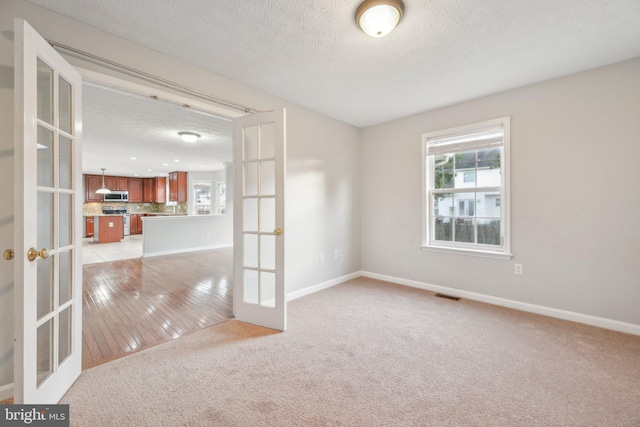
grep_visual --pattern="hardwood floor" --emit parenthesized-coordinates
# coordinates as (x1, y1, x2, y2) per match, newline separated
(82, 247, 233, 370)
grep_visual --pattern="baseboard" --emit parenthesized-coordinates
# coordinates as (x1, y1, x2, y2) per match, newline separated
(142, 244, 232, 258)
(0, 383, 13, 401)
(287, 271, 362, 302)
(361, 271, 640, 336)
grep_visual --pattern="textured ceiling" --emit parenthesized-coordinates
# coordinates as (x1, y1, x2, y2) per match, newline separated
(27, 0, 640, 127)
(83, 83, 232, 177)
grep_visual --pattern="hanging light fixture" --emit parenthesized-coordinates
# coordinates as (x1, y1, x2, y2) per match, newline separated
(95, 168, 111, 195)
(355, 0, 405, 38)
(178, 131, 201, 143)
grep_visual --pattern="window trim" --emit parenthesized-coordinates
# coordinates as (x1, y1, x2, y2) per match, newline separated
(421, 117, 512, 259)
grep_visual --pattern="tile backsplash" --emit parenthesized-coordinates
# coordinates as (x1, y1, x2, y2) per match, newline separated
(83, 202, 187, 215)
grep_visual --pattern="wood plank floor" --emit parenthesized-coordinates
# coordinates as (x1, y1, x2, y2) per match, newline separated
(82, 247, 233, 370)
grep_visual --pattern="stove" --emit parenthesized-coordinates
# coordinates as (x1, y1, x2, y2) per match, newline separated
(102, 206, 130, 236)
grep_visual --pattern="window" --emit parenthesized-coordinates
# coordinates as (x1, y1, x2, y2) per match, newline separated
(216, 182, 226, 215)
(422, 117, 511, 258)
(193, 180, 212, 215)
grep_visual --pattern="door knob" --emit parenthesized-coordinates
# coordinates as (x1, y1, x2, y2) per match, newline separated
(273, 228, 283, 236)
(3, 249, 14, 261)
(28, 247, 49, 262)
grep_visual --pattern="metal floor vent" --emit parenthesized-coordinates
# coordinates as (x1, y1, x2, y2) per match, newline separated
(434, 293, 461, 301)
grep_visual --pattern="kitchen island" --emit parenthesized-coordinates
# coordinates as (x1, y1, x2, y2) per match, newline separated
(92, 215, 124, 243)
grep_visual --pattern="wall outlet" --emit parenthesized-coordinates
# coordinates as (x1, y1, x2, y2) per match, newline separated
(333, 249, 339, 259)
(205, 230, 210, 236)
(514, 264, 523, 275)
(319, 253, 325, 263)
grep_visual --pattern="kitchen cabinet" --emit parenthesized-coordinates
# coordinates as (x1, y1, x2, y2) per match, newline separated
(143, 178, 155, 203)
(85, 217, 94, 237)
(128, 178, 143, 202)
(104, 176, 116, 191)
(115, 176, 128, 191)
(130, 214, 143, 235)
(93, 216, 124, 243)
(169, 171, 188, 202)
(85, 175, 103, 202)
(155, 177, 166, 203)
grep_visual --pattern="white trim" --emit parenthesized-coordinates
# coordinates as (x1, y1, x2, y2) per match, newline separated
(0, 383, 13, 401)
(142, 244, 232, 258)
(361, 271, 640, 336)
(77, 67, 242, 121)
(420, 245, 512, 259)
(287, 271, 362, 302)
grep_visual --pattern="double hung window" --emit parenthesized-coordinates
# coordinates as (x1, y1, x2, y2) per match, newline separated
(422, 117, 511, 258)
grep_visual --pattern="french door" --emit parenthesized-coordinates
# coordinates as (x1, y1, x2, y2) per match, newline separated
(14, 19, 83, 403)
(233, 109, 287, 331)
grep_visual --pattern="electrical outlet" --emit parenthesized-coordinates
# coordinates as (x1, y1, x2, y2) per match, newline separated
(319, 253, 325, 263)
(514, 264, 523, 275)
(333, 249, 339, 259)
(205, 230, 210, 236)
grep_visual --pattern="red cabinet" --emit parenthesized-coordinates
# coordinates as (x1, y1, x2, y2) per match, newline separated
(169, 171, 187, 202)
(85, 217, 94, 237)
(85, 175, 103, 202)
(155, 177, 166, 203)
(128, 178, 143, 202)
(130, 214, 144, 235)
(143, 178, 155, 203)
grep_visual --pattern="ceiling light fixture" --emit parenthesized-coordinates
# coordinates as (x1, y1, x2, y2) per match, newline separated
(95, 168, 111, 195)
(355, 0, 405, 38)
(178, 131, 201, 143)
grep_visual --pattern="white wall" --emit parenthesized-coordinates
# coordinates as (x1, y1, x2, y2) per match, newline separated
(0, 0, 361, 395)
(142, 216, 232, 257)
(360, 57, 640, 327)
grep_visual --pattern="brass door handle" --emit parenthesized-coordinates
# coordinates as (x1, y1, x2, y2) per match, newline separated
(28, 247, 49, 262)
(273, 228, 283, 236)
(3, 249, 14, 261)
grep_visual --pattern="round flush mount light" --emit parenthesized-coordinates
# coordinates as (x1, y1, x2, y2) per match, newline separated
(355, 0, 405, 38)
(178, 131, 201, 143)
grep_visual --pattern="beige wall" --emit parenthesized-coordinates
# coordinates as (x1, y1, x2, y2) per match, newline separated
(0, 0, 361, 396)
(360, 57, 640, 327)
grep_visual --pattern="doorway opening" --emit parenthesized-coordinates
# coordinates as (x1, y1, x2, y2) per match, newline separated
(80, 78, 236, 369)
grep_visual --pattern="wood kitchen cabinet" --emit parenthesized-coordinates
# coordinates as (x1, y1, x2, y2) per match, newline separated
(169, 171, 188, 202)
(85, 175, 103, 202)
(155, 177, 166, 203)
(128, 178, 143, 202)
(130, 214, 143, 234)
(85, 217, 95, 237)
(143, 178, 155, 203)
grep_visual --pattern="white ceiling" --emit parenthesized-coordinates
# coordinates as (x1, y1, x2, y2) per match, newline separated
(82, 83, 232, 177)
(27, 0, 640, 129)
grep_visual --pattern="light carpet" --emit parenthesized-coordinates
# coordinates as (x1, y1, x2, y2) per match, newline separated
(61, 277, 640, 426)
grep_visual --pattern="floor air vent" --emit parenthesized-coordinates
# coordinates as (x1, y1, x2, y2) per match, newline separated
(434, 293, 461, 301)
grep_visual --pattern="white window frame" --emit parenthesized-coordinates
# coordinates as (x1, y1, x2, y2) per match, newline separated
(421, 117, 512, 259)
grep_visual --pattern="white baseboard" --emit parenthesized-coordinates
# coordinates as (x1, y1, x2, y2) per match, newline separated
(361, 271, 640, 336)
(287, 271, 362, 302)
(143, 244, 232, 258)
(0, 382, 13, 401)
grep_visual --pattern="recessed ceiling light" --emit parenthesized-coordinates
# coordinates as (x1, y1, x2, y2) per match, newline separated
(162, 163, 169, 166)
(174, 159, 180, 162)
(147, 169, 152, 172)
(200, 165, 205, 168)
(130, 157, 137, 160)
(134, 174, 139, 177)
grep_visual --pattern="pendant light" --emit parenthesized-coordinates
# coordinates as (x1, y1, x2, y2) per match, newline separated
(95, 168, 111, 195)
(355, 0, 405, 38)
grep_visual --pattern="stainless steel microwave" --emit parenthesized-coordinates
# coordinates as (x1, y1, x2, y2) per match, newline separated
(103, 191, 129, 202)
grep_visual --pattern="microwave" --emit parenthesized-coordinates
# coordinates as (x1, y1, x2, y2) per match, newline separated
(103, 191, 129, 202)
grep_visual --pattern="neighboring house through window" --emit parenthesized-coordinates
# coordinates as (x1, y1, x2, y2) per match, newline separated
(422, 117, 511, 258)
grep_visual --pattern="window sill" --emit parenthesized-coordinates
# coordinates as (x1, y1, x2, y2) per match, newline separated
(420, 245, 512, 260)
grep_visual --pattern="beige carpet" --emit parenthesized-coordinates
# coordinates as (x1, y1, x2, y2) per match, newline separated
(61, 277, 640, 426)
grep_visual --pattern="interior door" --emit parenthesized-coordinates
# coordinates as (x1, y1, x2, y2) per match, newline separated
(233, 109, 286, 331)
(14, 19, 83, 403)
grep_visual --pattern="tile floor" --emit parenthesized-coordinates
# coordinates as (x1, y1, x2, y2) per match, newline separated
(82, 234, 143, 264)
